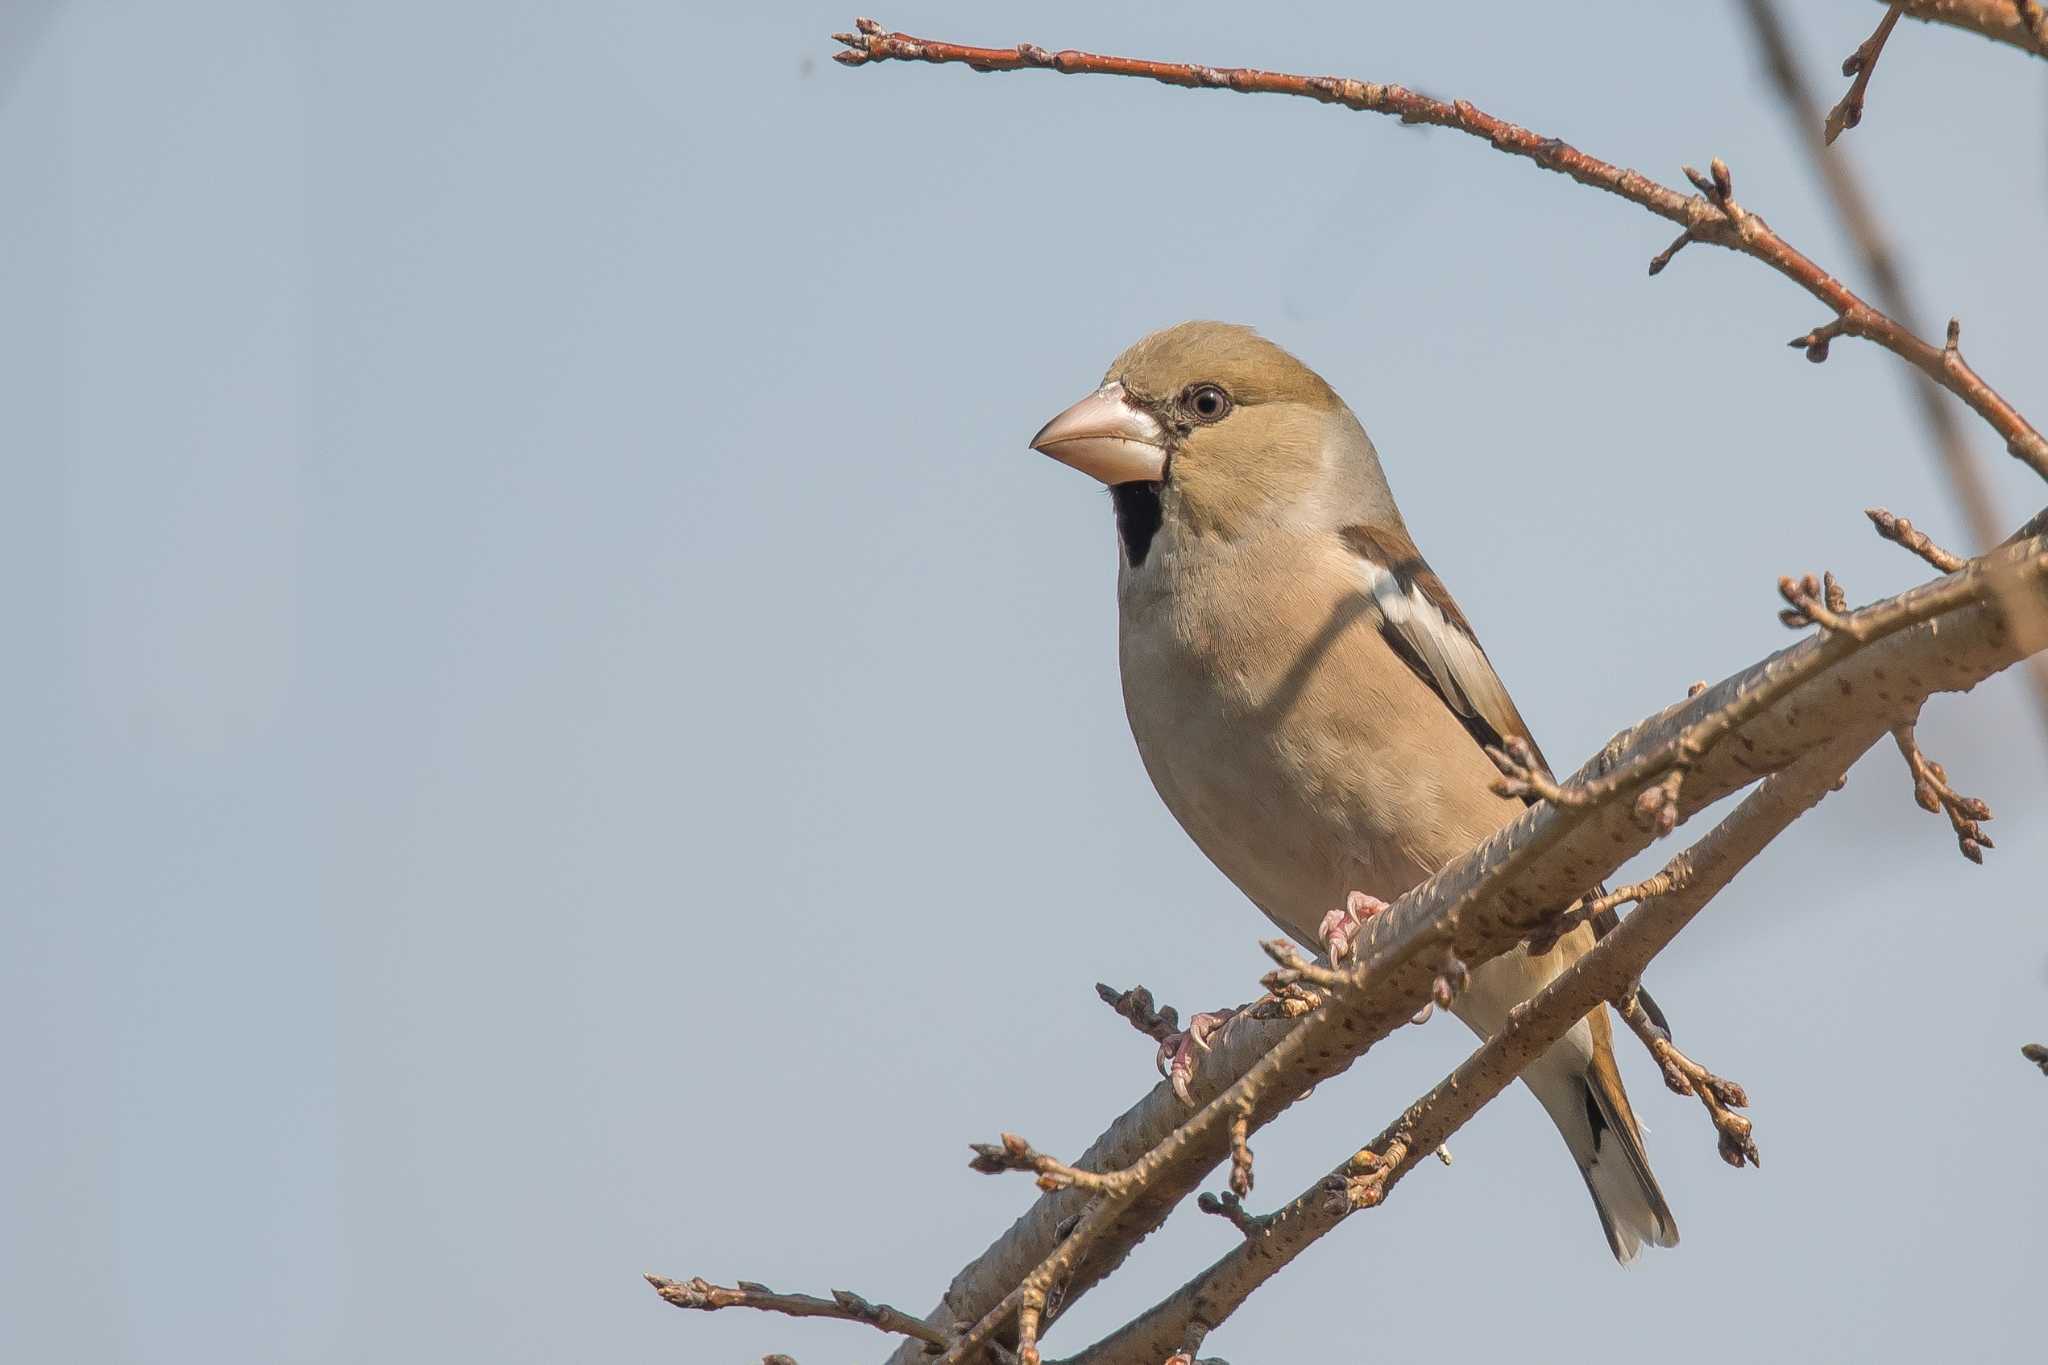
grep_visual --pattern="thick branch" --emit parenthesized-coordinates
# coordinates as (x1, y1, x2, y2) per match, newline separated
(885, 528, 2048, 1365)
(1874, 0, 2048, 56)
(834, 18, 2048, 482)
(1057, 731, 1875, 1365)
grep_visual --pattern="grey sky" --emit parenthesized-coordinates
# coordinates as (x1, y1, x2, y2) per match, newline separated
(5, 3, 2044, 1362)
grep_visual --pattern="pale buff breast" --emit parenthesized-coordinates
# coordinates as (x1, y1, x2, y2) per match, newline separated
(1117, 526, 1526, 949)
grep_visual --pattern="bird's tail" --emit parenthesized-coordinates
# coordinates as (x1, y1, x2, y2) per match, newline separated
(1525, 1011, 1679, 1263)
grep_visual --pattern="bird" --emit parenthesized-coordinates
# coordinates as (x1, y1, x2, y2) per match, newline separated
(1026, 320, 1678, 1262)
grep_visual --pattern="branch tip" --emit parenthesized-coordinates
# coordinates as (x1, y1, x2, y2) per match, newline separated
(1892, 723, 1994, 862)
(1824, 4, 1904, 144)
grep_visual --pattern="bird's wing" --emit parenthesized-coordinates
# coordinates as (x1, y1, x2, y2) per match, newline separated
(1339, 523, 1672, 1029)
(1338, 523, 1542, 767)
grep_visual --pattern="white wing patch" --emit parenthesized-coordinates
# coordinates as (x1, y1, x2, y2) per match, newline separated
(1350, 554, 1524, 747)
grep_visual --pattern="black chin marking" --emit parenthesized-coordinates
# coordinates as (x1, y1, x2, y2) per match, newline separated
(1111, 482, 1163, 567)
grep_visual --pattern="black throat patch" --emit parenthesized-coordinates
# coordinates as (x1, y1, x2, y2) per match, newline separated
(1111, 482, 1164, 567)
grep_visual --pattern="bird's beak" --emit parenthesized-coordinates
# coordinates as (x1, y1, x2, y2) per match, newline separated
(1029, 382, 1166, 486)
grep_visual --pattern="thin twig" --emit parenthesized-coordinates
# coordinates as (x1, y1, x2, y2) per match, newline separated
(1616, 995, 1759, 1168)
(1094, 984, 1181, 1046)
(1891, 722, 1995, 862)
(644, 1275, 953, 1351)
(968, 1133, 1127, 1194)
(1826, 4, 1904, 143)
(1868, 507, 1965, 572)
(1779, 572, 1857, 634)
(834, 17, 2048, 482)
(1195, 1188, 1268, 1239)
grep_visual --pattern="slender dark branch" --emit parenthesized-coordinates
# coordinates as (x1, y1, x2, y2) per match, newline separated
(1825, 4, 1904, 143)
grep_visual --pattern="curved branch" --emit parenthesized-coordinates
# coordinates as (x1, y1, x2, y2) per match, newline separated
(833, 18, 2048, 482)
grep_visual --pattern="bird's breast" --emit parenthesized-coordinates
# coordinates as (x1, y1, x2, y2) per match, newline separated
(1114, 530, 1459, 941)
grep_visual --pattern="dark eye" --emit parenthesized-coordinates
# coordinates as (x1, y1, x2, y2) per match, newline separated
(1184, 384, 1232, 423)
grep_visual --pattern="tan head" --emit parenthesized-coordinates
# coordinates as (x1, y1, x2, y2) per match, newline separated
(1029, 322, 1399, 550)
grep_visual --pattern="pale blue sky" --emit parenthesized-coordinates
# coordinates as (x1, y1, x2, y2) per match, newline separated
(5, 3, 2044, 1362)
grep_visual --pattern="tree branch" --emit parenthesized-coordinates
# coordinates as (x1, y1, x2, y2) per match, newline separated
(1739, 0, 2048, 737)
(1873, 0, 2048, 57)
(881, 524, 2047, 1365)
(833, 17, 2048, 483)
(646, 1274, 952, 1353)
(1055, 731, 1876, 1365)
(1825, 4, 1904, 143)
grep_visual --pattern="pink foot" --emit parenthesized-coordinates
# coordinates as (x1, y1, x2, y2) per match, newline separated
(1155, 1007, 1240, 1104)
(1317, 891, 1391, 968)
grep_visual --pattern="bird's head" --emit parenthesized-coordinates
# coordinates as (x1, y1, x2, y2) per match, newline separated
(1029, 321, 1395, 547)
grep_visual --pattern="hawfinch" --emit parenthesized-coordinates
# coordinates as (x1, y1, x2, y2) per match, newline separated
(1029, 321, 1678, 1261)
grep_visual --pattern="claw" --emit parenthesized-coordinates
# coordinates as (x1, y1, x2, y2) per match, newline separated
(1318, 890, 1391, 966)
(1155, 1008, 1241, 1105)
(1411, 1002, 1434, 1026)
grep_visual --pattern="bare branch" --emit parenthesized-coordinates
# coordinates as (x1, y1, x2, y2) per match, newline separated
(645, 1275, 952, 1353)
(1779, 572, 1857, 635)
(834, 17, 2048, 482)
(1873, 0, 2048, 56)
(1891, 722, 1995, 862)
(1093, 984, 1181, 1047)
(883, 528, 2048, 1365)
(1826, 4, 1904, 143)
(968, 1133, 1126, 1195)
(1868, 508, 1966, 572)
(1616, 994, 1758, 1168)
(1741, 0, 2048, 732)
(1055, 733, 1874, 1365)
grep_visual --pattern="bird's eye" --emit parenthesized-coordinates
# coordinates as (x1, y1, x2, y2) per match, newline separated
(1184, 384, 1232, 422)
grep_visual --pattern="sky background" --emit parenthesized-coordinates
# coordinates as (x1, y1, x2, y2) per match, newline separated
(5, 3, 2045, 1362)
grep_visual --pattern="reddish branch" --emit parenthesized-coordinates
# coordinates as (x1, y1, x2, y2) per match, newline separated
(833, 17, 2048, 483)
(1877, 0, 2048, 56)
(1826, 5, 1904, 142)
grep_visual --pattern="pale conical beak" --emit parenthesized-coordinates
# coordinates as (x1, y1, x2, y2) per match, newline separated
(1029, 382, 1166, 486)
